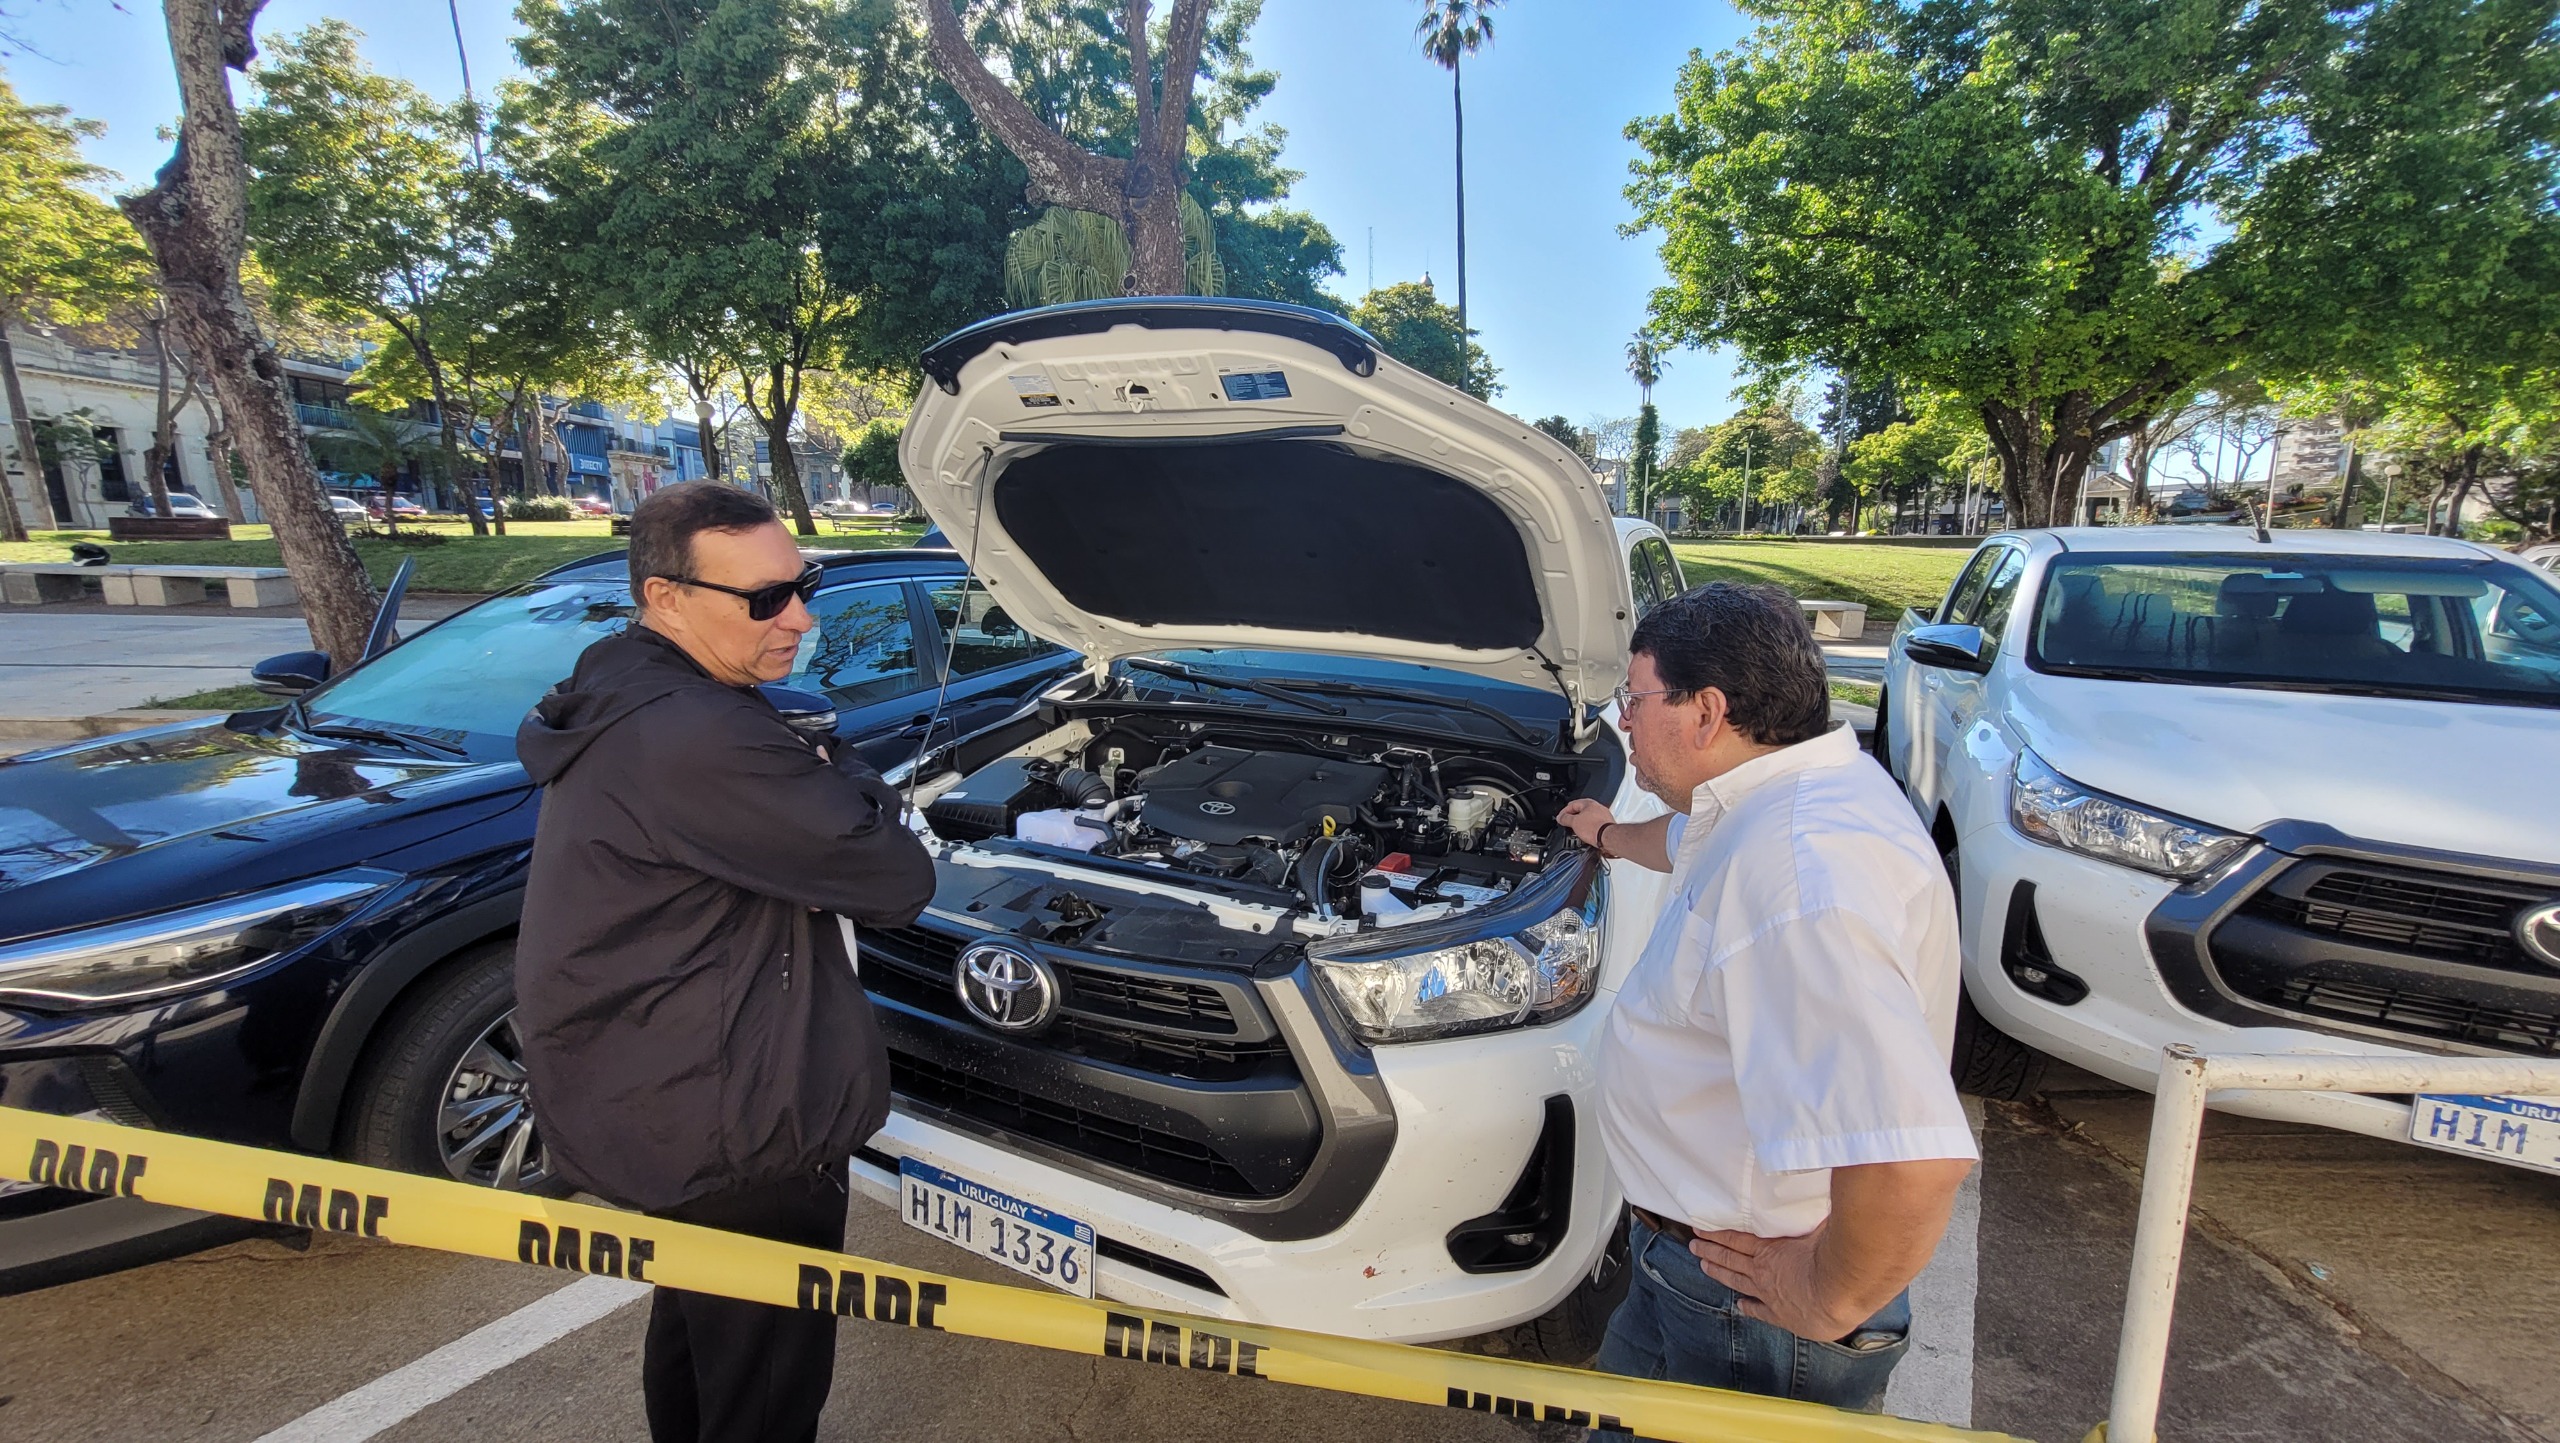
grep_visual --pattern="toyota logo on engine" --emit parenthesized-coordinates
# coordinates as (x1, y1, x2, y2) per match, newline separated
(956, 944, 1060, 1033)
(1198, 800, 1236, 815)
(2522, 901, 2560, 970)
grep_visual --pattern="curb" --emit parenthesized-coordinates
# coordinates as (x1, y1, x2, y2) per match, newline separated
(0, 711, 223, 742)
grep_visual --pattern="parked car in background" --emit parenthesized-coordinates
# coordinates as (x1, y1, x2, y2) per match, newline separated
(2522, 541, 2558, 574)
(815, 498, 886, 519)
(124, 492, 220, 519)
(368, 496, 429, 521)
(0, 547, 1076, 1290)
(571, 497, 612, 518)
(1874, 527, 2560, 1170)
(327, 495, 370, 524)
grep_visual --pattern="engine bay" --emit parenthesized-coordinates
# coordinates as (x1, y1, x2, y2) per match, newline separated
(920, 716, 1589, 932)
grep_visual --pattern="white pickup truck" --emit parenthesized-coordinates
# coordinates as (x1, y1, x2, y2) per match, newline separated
(1875, 526, 2560, 1172)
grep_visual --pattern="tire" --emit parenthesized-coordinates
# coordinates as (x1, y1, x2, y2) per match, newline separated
(341, 940, 566, 1195)
(1506, 1213, 1633, 1366)
(1950, 987, 2049, 1101)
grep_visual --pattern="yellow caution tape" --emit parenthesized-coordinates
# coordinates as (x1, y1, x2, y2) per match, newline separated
(1, 1106, 2017, 1442)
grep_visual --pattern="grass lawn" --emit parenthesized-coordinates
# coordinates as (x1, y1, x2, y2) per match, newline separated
(131, 683, 273, 711)
(1828, 678, 1881, 708)
(1670, 540, 1969, 620)
(0, 522, 929, 595)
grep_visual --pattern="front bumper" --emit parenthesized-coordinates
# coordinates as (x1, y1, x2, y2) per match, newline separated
(1951, 815, 2560, 1143)
(850, 994, 1620, 1343)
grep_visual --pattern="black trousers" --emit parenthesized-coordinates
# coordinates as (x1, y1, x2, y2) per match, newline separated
(643, 1161, 850, 1443)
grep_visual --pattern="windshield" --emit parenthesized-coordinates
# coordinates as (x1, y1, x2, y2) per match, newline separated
(2029, 552, 2560, 707)
(301, 575, 634, 752)
(1120, 649, 1569, 737)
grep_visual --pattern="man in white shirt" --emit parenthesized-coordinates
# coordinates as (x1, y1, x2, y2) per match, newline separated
(1559, 582, 1975, 1411)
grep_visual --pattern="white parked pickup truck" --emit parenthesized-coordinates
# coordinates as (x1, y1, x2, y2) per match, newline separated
(1875, 526, 2560, 1171)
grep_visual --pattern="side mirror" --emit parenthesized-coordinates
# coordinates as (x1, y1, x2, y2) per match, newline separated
(1906, 623, 1992, 675)
(758, 684, 839, 741)
(253, 650, 332, 697)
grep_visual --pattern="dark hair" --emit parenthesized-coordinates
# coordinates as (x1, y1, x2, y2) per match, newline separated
(628, 481, 779, 604)
(1629, 582, 1831, 747)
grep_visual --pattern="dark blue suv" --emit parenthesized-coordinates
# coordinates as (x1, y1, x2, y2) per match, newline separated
(0, 547, 1073, 1286)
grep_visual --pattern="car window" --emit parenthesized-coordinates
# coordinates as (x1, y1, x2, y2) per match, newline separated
(1973, 549, 2030, 651)
(2029, 552, 2560, 706)
(1638, 538, 1686, 604)
(302, 580, 635, 751)
(1628, 541, 1665, 616)
(927, 579, 1061, 678)
(792, 582, 923, 707)
(1940, 547, 2003, 623)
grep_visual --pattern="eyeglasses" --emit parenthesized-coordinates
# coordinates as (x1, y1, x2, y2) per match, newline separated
(670, 561, 824, 621)
(1611, 684, 1683, 713)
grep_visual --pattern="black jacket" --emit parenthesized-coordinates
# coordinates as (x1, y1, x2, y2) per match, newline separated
(514, 626, 934, 1211)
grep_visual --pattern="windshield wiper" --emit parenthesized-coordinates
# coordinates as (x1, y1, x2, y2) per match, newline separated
(1121, 657, 1348, 716)
(2241, 679, 2537, 706)
(1257, 676, 1546, 747)
(293, 718, 468, 758)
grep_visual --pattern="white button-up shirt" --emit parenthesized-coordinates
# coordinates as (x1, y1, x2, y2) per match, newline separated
(1597, 724, 1975, 1239)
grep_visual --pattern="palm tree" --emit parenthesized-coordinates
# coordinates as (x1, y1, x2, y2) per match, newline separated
(1626, 332, 1667, 516)
(314, 407, 439, 538)
(1416, 1, 1500, 345)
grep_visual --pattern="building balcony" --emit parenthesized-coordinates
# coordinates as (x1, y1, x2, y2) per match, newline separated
(294, 402, 354, 430)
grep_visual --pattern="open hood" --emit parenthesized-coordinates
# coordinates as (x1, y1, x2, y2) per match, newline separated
(902, 300, 1630, 716)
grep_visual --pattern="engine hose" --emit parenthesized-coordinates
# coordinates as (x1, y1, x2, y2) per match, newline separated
(1297, 835, 1359, 920)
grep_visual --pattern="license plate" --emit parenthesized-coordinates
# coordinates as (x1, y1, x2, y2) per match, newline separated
(2408, 1094, 2560, 1175)
(898, 1158, 1095, 1298)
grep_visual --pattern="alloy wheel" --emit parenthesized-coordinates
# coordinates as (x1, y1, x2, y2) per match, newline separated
(436, 1008, 551, 1191)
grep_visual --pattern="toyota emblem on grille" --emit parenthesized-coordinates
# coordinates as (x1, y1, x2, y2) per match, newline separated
(2522, 901, 2560, 970)
(1198, 800, 1236, 815)
(956, 944, 1060, 1033)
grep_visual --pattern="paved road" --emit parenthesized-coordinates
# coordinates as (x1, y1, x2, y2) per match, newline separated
(0, 600, 474, 719)
(5, 1076, 2549, 1443)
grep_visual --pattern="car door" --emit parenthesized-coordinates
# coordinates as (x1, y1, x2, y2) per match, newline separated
(1887, 544, 1998, 787)
(1633, 536, 1686, 613)
(917, 576, 1074, 743)
(1912, 544, 2027, 815)
(788, 578, 934, 773)
(1625, 536, 1666, 618)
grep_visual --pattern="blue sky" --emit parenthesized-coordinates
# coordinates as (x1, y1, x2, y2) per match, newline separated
(5, 0, 1753, 433)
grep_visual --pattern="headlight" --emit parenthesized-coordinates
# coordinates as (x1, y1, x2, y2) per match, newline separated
(0, 875, 390, 1009)
(1310, 870, 1604, 1043)
(2009, 749, 2250, 880)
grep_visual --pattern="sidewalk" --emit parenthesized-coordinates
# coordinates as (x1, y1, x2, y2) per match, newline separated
(0, 599, 472, 730)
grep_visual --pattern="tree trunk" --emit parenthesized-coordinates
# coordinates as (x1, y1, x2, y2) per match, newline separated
(1981, 398, 2100, 531)
(422, 357, 483, 536)
(1121, 163, 1186, 296)
(750, 362, 816, 536)
(1452, 54, 1467, 341)
(120, 0, 376, 664)
(202, 424, 243, 521)
(0, 325, 59, 537)
(142, 319, 178, 518)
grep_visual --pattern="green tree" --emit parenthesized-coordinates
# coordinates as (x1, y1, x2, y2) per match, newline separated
(842, 418, 907, 504)
(0, 75, 152, 538)
(1627, 0, 2560, 529)
(1348, 280, 1498, 399)
(1631, 404, 1661, 522)
(923, 0, 1219, 297)
(310, 406, 439, 530)
(516, 0, 891, 535)
(1845, 390, 1985, 533)
(1414, 0, 1497, 340)
(242, 21, 496, 534)
(1670, 406, 1819, 529)
(1531, 414, 1590, 459)
(121, 0, 380, 663)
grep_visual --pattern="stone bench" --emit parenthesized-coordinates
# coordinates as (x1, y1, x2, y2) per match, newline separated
(1799, 599, 1869, 639)
(0, 562, 295, 609)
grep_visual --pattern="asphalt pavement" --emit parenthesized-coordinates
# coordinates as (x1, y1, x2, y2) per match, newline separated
(0, 599, 476, 722)
(5, 1074, 2550, 1443)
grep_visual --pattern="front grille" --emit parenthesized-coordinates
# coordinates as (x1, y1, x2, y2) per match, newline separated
(2236, 864, 2552, 975)
(2257, 976, 2560, 1057)
(887, 1049, 1264, 1197)
(859, 927, 1279, 1081)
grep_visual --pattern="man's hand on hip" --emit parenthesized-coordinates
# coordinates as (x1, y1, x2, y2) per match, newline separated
(1691, 1225, 1867, 1341)
(1690, 1155, 1975, 1341)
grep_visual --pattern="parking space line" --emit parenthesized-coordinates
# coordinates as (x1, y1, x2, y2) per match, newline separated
(251, 1274, 647, 1443)
(1882, 1096, 1985, 1428)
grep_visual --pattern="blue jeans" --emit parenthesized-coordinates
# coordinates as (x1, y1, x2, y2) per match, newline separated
(1595, 1215, 1911, 1413)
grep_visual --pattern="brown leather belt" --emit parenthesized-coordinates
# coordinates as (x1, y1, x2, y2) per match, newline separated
(1631, 1204, 1697, 1245)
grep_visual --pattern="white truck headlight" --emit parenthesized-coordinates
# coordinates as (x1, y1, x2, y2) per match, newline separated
(1310, 868, 1604, 1043)
(2009, 749, 2250, 881)
(0, 875, 390, 1009)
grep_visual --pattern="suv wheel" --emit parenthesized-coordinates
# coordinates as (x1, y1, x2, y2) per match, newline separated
(342, 940, 562, 1193)
(1951, 988, 2049, 1100)
(1503, 1215, 1633, 1365)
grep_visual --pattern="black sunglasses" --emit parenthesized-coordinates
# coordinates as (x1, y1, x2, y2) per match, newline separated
(670, 560, 824, 621)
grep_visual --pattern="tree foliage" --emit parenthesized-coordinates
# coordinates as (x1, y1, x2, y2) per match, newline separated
(1627, 0, 2560, 528)
(1348, 280, 1498, 398)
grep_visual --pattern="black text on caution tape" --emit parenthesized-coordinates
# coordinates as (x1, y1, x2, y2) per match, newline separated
(795, 1266, 947, 1328)
(24, 1138, 147, 1197)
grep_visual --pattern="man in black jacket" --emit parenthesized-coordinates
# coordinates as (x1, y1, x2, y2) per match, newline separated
(516, 480, 934, 1443)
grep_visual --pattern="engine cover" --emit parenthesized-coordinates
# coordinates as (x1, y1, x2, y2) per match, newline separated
(1138, 745, 1390, 848)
